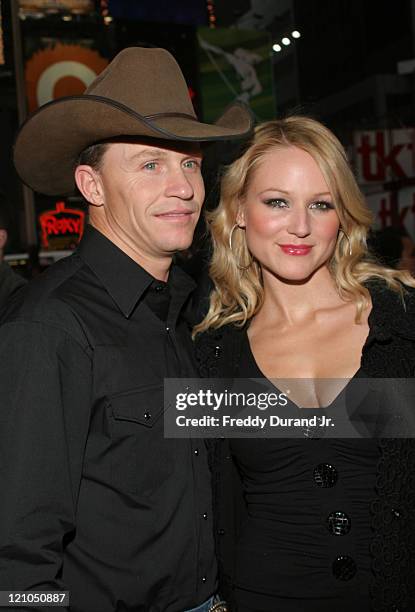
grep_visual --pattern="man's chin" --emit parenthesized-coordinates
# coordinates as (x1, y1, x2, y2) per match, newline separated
(158, 236, 195, 255)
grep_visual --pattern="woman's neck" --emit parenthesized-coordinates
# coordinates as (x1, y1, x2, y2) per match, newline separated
(256, 265, 344, 328)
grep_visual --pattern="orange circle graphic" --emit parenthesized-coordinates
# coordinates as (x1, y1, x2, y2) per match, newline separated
(25, 43, 108, 112)
(53, 75, 86, 99)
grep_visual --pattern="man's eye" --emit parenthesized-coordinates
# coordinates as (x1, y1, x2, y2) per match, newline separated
(309, 200, 334, 211)
(143, 162, 157, 170)
(183, 160, 200, 169)
(263, 198, 288, 208)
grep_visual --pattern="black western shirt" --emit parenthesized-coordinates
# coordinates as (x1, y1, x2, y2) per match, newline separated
(0, 261, 26, 309)
(0, 226, 216, 611)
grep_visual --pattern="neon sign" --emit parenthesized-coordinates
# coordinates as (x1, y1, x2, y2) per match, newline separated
(39, 201, 85, 249)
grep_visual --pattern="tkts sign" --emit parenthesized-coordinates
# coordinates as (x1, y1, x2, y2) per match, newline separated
(39, 201, 85, 250)
(354, 129, 415, 183)
(366, 188, 415, 241)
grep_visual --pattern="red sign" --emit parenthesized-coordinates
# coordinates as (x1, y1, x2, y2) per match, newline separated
(354, 128, 415, 183)
(366, 188, 415, 240)
(39, 201, 85, 249)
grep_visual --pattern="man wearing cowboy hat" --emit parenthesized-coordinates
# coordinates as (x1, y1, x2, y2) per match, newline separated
(0, 47, 252, 612)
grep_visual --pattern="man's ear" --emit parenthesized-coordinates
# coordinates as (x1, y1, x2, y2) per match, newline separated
(75, 165, 104, 207)
(0, 229, 7, 250)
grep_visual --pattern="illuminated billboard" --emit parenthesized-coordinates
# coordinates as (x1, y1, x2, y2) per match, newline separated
(19, 0, 95, 17)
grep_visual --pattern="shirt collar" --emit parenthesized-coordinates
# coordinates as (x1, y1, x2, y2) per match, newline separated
(77, 225, 195, 318)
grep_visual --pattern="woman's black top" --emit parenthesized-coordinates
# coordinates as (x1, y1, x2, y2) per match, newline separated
(229, 332, 379, 608)
(195, 282, 415, 612)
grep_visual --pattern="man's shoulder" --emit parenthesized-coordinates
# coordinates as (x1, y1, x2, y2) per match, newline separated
(0, 262, 26, 305)
(0, 253, 93, 342)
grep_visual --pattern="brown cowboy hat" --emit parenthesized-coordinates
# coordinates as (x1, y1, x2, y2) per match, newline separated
(14, 46, 254, 196)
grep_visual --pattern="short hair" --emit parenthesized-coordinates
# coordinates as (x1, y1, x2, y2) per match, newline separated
(74, 143, 109, 204)
(76, 142, 109, 171)
(194, 116, 415, 335)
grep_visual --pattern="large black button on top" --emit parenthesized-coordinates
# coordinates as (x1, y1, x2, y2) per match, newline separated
(327, 511, 351, 535)
(332, 555, 357, 580)
(313, 463, 338, 487)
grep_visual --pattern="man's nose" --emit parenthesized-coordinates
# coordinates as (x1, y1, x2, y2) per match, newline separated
(165, 168, 194, 199)
(286, 208, 311, 237)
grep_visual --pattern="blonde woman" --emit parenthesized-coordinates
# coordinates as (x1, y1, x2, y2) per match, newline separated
(195, 117, 415, 612)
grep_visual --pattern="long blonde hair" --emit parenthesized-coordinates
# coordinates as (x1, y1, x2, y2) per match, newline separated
(194, 116, 415, 335)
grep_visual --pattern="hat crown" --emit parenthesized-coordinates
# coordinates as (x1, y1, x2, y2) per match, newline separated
(14, 46, 253, 196)
(84, 47, 196, 119)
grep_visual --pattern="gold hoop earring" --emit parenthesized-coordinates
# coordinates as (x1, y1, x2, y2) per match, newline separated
(339, 229, 352, 256)
(228, 223, 238, 250)
(229, 223, 253, 270)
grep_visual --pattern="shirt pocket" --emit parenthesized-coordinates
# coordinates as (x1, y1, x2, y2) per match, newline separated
(111, 384, 165, 427)
(108, 384, 173, 497)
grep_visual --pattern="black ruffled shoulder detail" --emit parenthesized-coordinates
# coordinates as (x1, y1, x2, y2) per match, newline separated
(364, 284, 415, 610)
(363, 283, 415, 376)
(366, 282, 415, 346)
(370, 439, 415, 611)
(194, 323, 246, 379)
(194, 328, 224, 378)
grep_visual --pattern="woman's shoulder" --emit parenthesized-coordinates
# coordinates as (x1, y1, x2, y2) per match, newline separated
(367, 278, 415, 314)
(367, 277, 415, 303)
(194, 323, 246, 377)
(367, 279, 415, 342)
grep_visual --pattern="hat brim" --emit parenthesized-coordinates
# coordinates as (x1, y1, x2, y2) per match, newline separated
(14, 96, 254, 196)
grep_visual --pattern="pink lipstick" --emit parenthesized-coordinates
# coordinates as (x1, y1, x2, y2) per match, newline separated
(279, 244, 312, 256)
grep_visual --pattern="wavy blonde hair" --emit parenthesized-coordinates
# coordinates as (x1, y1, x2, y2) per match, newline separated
(194, 116, 415, 335)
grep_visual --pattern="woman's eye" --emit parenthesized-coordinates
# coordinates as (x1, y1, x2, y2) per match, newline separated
(309, 200, 334, 211)
(263, 198, 288, 208)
